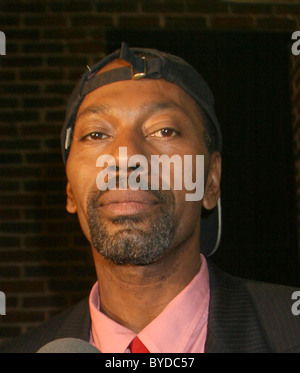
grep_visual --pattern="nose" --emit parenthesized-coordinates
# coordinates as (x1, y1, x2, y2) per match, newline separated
(109, 129, 147, 172)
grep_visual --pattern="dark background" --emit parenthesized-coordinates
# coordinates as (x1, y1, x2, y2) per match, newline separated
(107, 30, 299, 286)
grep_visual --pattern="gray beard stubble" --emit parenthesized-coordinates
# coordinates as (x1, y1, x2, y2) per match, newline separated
(87, 189, 176, 265)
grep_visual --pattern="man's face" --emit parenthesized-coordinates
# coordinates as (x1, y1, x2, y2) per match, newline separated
(65, 60, 219, 265)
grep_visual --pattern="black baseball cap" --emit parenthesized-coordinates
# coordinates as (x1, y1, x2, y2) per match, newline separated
(61, 42, 222, 257)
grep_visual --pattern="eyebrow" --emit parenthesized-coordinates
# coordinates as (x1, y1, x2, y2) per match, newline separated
(76, 104, 112, 121)
(76, 101, 189, 122)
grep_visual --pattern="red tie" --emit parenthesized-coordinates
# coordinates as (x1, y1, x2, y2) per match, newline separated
(129, 336, 150, 353)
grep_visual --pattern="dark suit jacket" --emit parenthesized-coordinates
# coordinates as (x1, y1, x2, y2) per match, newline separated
(1, 260, 300, 353)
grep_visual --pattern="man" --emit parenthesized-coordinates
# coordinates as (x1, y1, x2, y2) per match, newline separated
(1, 43, 300, 353)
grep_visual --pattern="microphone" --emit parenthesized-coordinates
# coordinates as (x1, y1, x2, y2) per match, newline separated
(37, 338, 100, 353)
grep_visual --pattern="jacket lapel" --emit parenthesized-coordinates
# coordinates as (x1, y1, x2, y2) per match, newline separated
(205, 260, 270, 353)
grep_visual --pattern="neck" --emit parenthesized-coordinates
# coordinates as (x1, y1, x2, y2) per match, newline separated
(92, 235, 201, 333)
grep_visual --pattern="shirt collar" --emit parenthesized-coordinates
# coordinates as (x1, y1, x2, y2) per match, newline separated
(89, 254, 210, 353)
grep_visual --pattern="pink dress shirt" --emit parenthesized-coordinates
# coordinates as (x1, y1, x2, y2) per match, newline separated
(89, 254, 210, 353)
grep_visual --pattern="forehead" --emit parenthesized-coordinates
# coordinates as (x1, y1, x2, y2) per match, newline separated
(75, 59, 204, 124)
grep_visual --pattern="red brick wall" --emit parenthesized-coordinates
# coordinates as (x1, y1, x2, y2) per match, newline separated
(0, 0, 299, 343)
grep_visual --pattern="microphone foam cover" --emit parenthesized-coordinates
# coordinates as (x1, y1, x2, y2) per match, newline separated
(37, 338, 100, 353)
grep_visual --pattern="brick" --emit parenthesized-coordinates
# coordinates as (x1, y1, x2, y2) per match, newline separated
(5, 296, 18, 307)
(45, 221, 82, 234)
(0, 71, 16, 81)
(0, 266, 21, 277)
(186, 0, 228, 14)
(68, 41, 106, 54)
(45, 193, 66, 206)
(273, 5, 300, 15)
(1, 280, 44, 293)
(141, 0, 185, 13)
(5, 29, 40, 40)
(0, 139, 40, 150)
(47, 56, 88, 67)
(119, 16, 160, 28)
(69, 264, 95, 277)
(3, 43, 19, 54)
(22, 42, 64, 54)
(0, 125, 18, 137)
(4, 311, 45, 323)
(45, 110, 66, 122)
(48, 279, 93, 292)
(211, 16, 254, 30)
(48, 0, 93, 12)
(0, 111, 39, 122)
(0, 15, 20, 26)
(1, 84, 40, 94)
(23, 295, 67, 308)
(24, 265, 67, 277)
(0, 250, 42, 262)
(45, 83, 73, 95)
(44, 166, 66, 178)
(21, 124, 62, 136)
(24, 15, 67, 27)
(24, 207, 66, 219)
(20, 69, 63, 81)
(0, 153, 22, 164)
(44, 138, 61, 149)
(23, 97, 65, 109)
(24, 235, 68, 249)
(230, 3, 273, 15)
(0, 222, 42, 234)
(165, 16, 207, 30)
(70, 15, 113, 27)
(0, 1, 46, 13)
(0, 98, 19, 108)
(0, 181, 20, 192)
(25, 152, 62, 164)
(0, 209, 21, 220)
(256, 17, 297, 31)
(42, 28, 88, 40)
(0, 166, 41, 178)
(71, 234, 90, 247)
(0, 194, 42, 207)
(24, 180, 65, 193)
(0, 326, 21, 338)
(93, 0, 137, 12)
(0, 237, 20, 248)
(0, 56, 43, 68)
(42, 249, 88, 264)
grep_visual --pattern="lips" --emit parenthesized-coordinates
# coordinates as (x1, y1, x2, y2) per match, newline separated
(98, 190, 159, 216)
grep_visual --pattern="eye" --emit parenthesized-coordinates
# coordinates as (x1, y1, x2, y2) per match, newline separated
(150, 128, 178, 138)
(81, 132, 110, 141)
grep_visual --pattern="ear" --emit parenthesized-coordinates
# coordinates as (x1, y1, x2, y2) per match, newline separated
(66, 181, 77, 214)
(203, 152, 221, 210)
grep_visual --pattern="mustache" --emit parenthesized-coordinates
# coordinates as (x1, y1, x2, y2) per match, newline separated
(87, 177, 175, 210)
(88, 188, 175, 208)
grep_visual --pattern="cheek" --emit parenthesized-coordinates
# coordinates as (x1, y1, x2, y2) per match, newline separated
(173, 189, 202, 241)
(66, 158, 99, 224)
